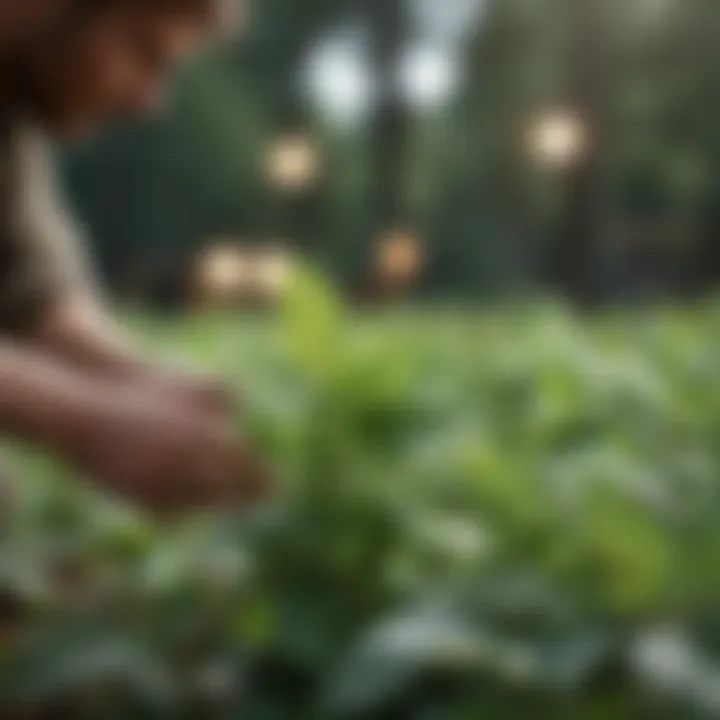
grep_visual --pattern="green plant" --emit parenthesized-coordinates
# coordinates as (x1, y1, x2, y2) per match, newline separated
(2, 273, 720, 717)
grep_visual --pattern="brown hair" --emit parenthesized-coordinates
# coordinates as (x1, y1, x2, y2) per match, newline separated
(76, 0, 230, 21)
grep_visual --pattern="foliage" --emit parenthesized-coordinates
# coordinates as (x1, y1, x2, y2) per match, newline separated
(60, 0, 720, 300)
(4, 275, 720, 716)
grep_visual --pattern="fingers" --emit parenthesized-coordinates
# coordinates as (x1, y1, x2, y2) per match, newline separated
(199, 379, 237, 418)
(155, 371, 238, 421)
(78, 382, 270, 516)
(137, 432, 273, 516)
(232, 444, 273, 503)
(186, 435, 272, 508)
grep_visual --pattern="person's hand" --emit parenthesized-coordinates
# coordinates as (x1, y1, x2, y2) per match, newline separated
(66, 385, 270, 514)
(138, 367, 237, 421)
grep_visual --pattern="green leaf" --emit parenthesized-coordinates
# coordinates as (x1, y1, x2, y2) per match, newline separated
(279, 265, 346, 380)
(323, 610, 486, 715)
(0, 623, 177, 708)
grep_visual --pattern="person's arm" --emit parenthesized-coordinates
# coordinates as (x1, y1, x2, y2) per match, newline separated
(32, 293, 233, 417)
(0, 341, 95, 453)
(33, 292, 154, 378)
(8, 125, 231, 415)
(0, 341, 270, 512)
(0, 128, 270, 511)
(6, 125, 138, 374)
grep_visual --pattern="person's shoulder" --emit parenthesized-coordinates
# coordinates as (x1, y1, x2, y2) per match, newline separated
(10, 118, 53, 154)
(4, 117, 58, 183)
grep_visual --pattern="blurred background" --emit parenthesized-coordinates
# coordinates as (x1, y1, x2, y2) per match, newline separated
(7, 0, 720, 717)
(63, 0, 720, 308)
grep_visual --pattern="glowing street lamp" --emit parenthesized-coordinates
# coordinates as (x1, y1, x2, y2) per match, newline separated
(526, 109, 588, 170)
(265, 134, 320, 192)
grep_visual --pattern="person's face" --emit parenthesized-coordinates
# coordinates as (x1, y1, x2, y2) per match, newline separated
(33, 7, 209, 135)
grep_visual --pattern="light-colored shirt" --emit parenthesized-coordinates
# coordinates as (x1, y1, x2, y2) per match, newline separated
(0, 122, 96, 332)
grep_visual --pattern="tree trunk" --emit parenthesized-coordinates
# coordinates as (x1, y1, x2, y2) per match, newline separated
(366, 0, 409, 298)
(557, 0, 608, 305)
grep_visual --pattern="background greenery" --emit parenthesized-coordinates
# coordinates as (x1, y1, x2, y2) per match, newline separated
(60, 0, 720, 303)
(3, 271, 720, 716)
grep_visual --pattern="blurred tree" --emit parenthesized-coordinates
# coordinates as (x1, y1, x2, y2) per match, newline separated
(553, 0, 609, 304)
(58, 0, 720, 303)
(427, 0, 553, 298)
(364, 0, 410, 298)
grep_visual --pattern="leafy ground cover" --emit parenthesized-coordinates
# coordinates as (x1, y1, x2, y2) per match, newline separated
(3, 274, 720, 717)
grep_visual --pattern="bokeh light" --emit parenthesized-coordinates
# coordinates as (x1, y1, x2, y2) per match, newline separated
(196, 242, 249, 302)
(265, 134, 320, 192)
(377, 229, 424, 287)
(526, 109, 588, 169)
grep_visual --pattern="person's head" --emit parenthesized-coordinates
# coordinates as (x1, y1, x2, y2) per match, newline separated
(0, 0, 74, 51)
(0, 0, 73, 49)
(18, 0, 238, 135)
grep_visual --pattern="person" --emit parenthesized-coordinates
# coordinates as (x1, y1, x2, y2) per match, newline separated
(0, 0, 270, 513)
